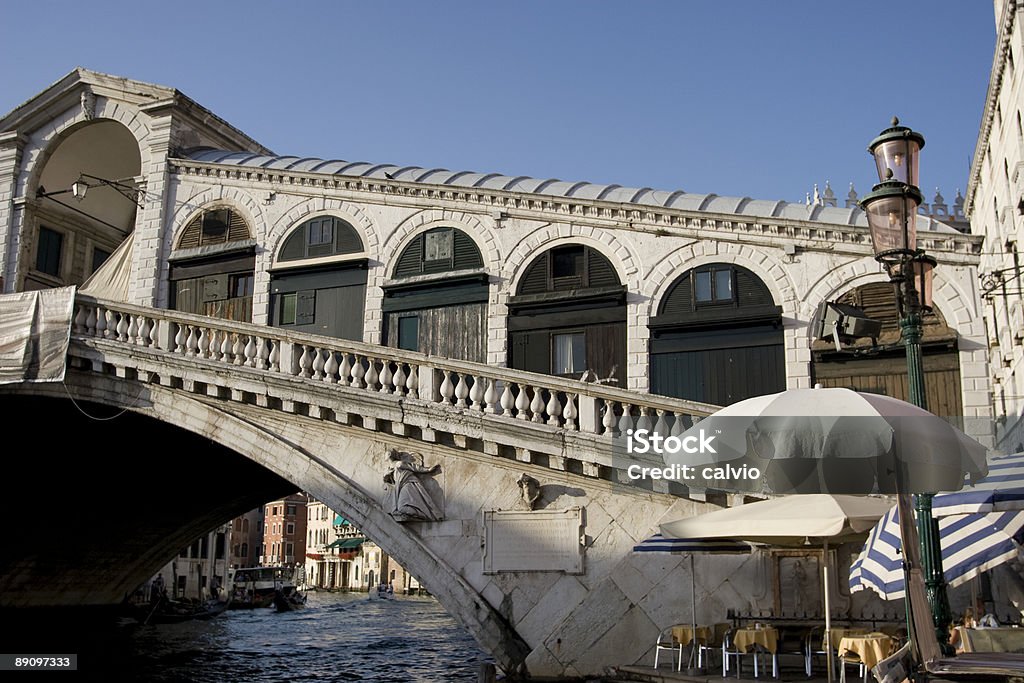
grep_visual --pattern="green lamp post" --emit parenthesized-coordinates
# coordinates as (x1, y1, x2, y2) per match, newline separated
(859, 117, 952, 654)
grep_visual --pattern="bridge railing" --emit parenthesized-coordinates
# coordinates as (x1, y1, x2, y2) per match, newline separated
(71, 294, 717, 438)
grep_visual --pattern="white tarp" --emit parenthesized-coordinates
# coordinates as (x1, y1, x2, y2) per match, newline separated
(0, 286, 76, 384)
(80, 231, 134, 302)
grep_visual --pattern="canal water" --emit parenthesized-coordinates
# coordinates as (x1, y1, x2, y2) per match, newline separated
(14, 592, 492, 681)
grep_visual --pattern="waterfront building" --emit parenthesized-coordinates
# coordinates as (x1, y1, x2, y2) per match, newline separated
(260, 493, 307, 569)
(970, 0, 1024, 452)
(229, 506, 264, 569)
(149, 522, 230, 601)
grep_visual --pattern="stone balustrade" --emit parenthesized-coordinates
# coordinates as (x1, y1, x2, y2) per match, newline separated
(70, 294, 717, 486)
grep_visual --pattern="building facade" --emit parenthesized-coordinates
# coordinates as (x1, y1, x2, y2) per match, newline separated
(149, 523, 230, 601)
(0, 69, 994, 451)
(259, 493, 307, 568)
(970, 0, 1024, 452)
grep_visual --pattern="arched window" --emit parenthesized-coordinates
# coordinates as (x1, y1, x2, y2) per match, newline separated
(811, 282, 962, 416)
(177, 207, 251, 249)
(508, 244, 626, 383)
(383, 227, 488, 361)
(277, 216, 363, 262)
(649, 263, 784, 405)
(392, 227, 483, 277)
(269, 216, 368, 340)
(169, 206, 255, 322)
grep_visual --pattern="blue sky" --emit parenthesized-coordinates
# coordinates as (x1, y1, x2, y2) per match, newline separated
(0, 1, 996, 206)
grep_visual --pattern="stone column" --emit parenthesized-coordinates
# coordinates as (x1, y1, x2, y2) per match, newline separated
(0, 132, 27, 292)
(128, 111, 173, 306)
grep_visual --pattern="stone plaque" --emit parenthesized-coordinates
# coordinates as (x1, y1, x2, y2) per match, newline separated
(482, 507, 584, 574)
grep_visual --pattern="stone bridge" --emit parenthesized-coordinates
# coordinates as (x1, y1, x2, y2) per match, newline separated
(0, 294, 778, 680)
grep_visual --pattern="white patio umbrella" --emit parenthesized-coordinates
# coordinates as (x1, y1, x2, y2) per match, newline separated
(662, 387, 988, 495)
(661, 494, 894, 682)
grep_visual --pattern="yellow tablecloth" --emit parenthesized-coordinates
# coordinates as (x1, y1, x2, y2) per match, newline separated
(733, 627, 778, 654)
(827, 627, 868, 651)
(838, 633, 895, 670)
(961, 627, 1024, 654)
(672, 625, 711, 646)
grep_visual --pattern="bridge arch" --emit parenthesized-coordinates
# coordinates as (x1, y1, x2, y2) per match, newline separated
(5, 374, 530, 675)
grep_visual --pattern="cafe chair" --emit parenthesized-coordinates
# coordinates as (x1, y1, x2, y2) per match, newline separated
(722, 628, 758, 678)
(654, 626, 683, 670)
(699, 622, 731, 669)
(805, 625, 833, 678)
(838, 650, 868, 683)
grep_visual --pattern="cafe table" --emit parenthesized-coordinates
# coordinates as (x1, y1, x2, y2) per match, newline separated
(732, 625, 779, 678)
(838, 632, 895, 681)
(671, 624, 711, 647)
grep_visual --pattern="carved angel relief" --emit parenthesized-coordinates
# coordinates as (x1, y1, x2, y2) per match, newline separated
(382, 449, 443, 522)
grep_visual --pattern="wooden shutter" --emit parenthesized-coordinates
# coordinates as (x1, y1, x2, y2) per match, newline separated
(295, 290, 316, 325)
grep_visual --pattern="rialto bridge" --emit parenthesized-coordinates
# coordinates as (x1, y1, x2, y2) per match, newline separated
(0, 69, 997, 679)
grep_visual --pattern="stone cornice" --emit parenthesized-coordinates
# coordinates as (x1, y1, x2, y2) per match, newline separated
(966, 0, 1019, 214)
(169, 158, 983, 263)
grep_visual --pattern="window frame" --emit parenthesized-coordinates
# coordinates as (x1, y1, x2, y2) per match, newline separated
(35, 225, 64, 278)
(692, 265, 737, 306)
(550, 330, 587, 376)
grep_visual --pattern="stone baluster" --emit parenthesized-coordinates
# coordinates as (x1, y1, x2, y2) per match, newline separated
(530, 386, 546, 423)
(454, 373, 470, 408)
(602, 399, 618, 434)
(368, 358, 385, 389)
(440, 371, 455, 405)
(257, 337, 270, 370)
(379, 360, 394, 394)
(350, 355, 365, 388)
(232, 334, 246, 365)
(197, 326, 211, 358)
(185, 325, 199, 356)
(95, 306, 108, 339)
(103, 309, 116, 339)
(469, 375, 485, 411)
(324, 350, 339, 383)
(405, 364, 418, 395)
(85, 306, 98, 336)
(299, 345, 313, 378)
(150, 318, 161, 348)
(393, 363, 407, 395)
(312, 347, 326, 380)
(127, 313, 139, 344)
(654, 410, 670, 440)
(500, 382, 515, 417)
(514, 384, 530, 420)
(546, 390, 563, 426)
(269, 339, 280, 372)
(563, 394, 578, 430)
(173, 322, 186, 353)
(244, 336, 257, 368)
(116, 311, 129, 342)
(137, 316, 151, 347)
(73, 304, 88, 334)
(483, 378, 498, 414)
(338, 353, 352, 386)
(219, 331, 232, 362)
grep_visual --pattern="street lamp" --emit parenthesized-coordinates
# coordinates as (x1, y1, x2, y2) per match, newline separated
(860, 117, 953, 654)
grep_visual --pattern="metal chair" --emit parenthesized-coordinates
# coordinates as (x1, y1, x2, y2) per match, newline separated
(838, 650, 868, 683)
(805, 625, 833, 678)
(722, 628, 760, 678)
(699, 622, 731, 669)
(654, 626, 683, 670)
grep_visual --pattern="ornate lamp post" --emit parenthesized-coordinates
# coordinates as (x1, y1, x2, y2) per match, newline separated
(860, 117, 952, 653)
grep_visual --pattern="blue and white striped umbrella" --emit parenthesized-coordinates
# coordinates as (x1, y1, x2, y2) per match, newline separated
(849, 507, 1024, 600)
(931, 452, 1024, 516)
(633, 534, 751, 554)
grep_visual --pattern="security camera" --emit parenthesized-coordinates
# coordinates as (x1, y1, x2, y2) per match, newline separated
(815, 302, 882, 351)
